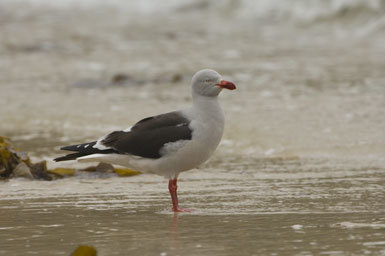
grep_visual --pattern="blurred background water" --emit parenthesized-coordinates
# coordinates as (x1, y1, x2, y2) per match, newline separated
(0, 0, 385, 255)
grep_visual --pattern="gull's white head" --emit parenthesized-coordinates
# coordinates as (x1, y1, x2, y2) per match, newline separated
(191, 69, 236, 97)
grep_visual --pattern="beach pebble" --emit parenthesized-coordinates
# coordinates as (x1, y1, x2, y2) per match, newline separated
(13, 162, 34, 179)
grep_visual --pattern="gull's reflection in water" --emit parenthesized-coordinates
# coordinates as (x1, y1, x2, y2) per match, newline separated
(170, 212, 179, 240)
(168, 212, 182, 254)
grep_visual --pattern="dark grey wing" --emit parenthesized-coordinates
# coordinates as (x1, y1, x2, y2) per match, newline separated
(102, 111, 192, 159)
(55, 111, 192, 161)
(131, 111, 190, 131)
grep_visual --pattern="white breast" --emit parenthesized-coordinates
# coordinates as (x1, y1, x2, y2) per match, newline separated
(167, 95, 225, 172)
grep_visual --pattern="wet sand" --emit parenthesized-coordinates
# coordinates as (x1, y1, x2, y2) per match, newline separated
(1, 158, 385, 255)
(1, 1, 385, 255)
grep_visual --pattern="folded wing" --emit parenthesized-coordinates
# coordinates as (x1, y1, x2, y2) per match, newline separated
(54, 111, 192, 161)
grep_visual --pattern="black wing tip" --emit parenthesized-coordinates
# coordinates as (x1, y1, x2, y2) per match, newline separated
(60, 145, 78, 151)
(53, 157, 69, 162)
(55, 142, 118, 162)
(53, 155, 77, 162)
(54, 152, 84, 162)
(60, 141, 97, 152)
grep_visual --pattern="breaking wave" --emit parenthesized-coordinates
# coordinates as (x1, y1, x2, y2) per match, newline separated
(8, 0, 385, 21)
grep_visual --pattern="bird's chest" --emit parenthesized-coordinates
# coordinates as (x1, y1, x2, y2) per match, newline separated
(190, 114, 224, 154)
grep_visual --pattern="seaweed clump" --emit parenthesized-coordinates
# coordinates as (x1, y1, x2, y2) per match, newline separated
(0, 136, 140, 180)
(71, 245, 97, 256)
(0, 136, 53, 180)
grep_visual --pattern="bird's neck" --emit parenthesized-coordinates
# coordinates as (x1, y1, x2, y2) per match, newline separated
(191, 92, 224, 121)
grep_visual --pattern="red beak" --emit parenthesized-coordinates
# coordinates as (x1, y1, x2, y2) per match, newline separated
(216, 80, 236, 90)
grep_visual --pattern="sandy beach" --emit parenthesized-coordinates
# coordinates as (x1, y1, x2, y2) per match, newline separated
(1, 1, 385, 255)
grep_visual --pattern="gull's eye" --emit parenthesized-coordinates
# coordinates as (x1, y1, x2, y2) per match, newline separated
(205, 79, 211, 83)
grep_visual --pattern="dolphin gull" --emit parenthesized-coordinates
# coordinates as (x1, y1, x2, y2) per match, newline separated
(54, 69, 236, 212)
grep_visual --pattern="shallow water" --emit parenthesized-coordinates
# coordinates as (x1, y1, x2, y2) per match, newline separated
(1, 1, 385, 255)
(1, 158, 385, 255)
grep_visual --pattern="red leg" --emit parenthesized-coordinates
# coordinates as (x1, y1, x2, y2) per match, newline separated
(168, 178, 191, 212)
